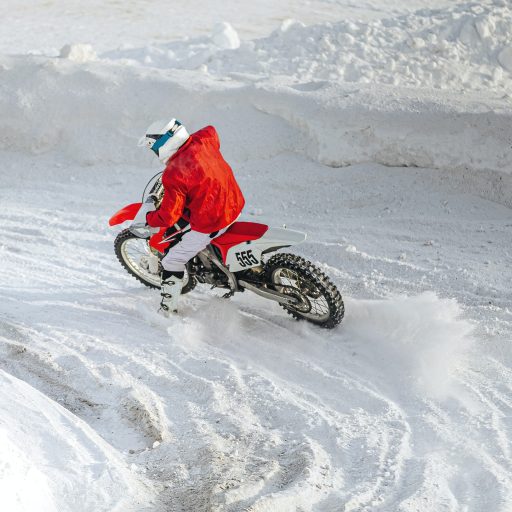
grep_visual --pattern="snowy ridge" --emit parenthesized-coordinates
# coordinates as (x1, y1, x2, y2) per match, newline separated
(3, 0, 461, 56)
(104, 2, 512, 93)
(0, 369, 153, 512)
(1, 54, 511, 206)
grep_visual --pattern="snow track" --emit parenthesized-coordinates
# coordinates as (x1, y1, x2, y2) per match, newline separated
(1, 146, 511, 510)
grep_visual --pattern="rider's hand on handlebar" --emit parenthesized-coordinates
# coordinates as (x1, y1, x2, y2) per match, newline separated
(146, 194, 158, 206)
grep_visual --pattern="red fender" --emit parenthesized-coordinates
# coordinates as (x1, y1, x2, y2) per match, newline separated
(110, 202, 169, 253)
(108, 203, 142, 226)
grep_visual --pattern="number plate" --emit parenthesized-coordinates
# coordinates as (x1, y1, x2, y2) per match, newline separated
(225, 244, 262, 271)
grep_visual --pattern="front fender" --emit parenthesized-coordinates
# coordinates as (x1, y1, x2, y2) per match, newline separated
(108, 203, 142, 226)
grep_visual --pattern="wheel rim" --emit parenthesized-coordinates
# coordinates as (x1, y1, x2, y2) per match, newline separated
(272, 267, 331, 322)
(120, 237, 161, 287)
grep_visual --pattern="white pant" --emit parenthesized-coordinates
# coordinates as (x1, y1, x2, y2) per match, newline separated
(160, 225, 231, 272)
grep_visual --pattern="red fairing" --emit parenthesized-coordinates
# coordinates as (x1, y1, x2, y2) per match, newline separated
(109, 203, 142, 226)
(212, 222, 268, 263)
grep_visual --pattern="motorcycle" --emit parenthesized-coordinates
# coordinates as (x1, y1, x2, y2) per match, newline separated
(109, 174, 344, 328)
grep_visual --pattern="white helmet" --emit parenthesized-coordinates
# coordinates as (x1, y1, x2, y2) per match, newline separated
(138, 119, 190, 163)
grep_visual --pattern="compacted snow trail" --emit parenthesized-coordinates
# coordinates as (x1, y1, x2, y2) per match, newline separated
(1, 149, 511, 511)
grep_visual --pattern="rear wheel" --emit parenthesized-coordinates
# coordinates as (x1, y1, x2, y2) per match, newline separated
(265, 253, 344, 329)
(114, 228, 196, 293)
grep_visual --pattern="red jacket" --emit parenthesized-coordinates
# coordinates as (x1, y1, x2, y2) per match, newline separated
(146, 126, 245, 233)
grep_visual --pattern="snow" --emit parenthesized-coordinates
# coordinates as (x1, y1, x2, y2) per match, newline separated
(2, 54, 510, 204)
(498, 46, 512, 73)
(0, 0, 464, 55)
(59, 43, 97, 62)
(74, 2, 512, 93)
(211, 23, 241, 50)
(1, 0, 512, 511)
(0, 370, 152, 512)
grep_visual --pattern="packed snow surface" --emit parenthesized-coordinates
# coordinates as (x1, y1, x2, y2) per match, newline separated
(1, 0, 512, 511)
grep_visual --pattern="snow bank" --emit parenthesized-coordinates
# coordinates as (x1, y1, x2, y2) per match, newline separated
(1, 3, 511, 206)
(103, 2, 512, 94)
(221, 1, 512, 92)
(0, 54, 511, 206)
(255, 82, 512, 206)
(0, 55, 302, 166)
(0, 370, 152, 512)
(100, 22, 241, 71)
(0, 428, 58, 512)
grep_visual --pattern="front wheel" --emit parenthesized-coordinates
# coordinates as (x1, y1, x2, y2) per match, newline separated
(265, 253, 344, 329)
(114, 228, 196, 293)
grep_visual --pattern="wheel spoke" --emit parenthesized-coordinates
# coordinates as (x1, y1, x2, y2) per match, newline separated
(120, 238, 161, 287)
(266, 255, 343, 328)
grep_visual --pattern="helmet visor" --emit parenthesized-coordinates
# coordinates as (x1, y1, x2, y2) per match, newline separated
(150, 132, 172, 156)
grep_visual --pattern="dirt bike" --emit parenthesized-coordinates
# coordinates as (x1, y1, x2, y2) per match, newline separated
(109, 175, 344, 328)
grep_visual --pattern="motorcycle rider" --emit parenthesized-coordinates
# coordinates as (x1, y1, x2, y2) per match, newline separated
(136, 119, 245, 316)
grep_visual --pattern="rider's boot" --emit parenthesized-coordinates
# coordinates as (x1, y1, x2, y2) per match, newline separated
(158, 270, 184, 317)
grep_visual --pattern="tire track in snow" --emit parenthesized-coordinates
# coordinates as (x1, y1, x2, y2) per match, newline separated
(0, 314, 172, 451)
(139, 295, 416, 511)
